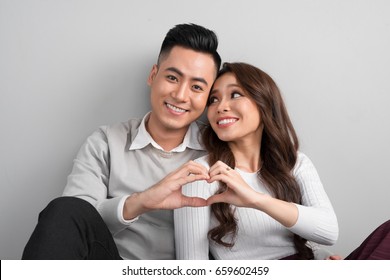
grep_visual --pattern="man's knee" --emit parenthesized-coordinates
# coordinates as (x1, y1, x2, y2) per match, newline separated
(39, 196, 96, 222)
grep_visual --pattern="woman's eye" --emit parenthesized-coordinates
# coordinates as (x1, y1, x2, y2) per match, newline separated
(232, 92, 242, 98)
(209, 96, 218, 104)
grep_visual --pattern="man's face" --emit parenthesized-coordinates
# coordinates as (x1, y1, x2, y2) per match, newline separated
(147, 46, 217, 134)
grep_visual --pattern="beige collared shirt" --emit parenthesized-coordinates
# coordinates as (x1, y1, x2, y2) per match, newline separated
(63, 113, 206, 259)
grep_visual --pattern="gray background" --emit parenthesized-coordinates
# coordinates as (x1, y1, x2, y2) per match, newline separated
(1, 0, 389, 259)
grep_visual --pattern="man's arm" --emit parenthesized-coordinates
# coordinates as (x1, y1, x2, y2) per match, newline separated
(64, 127, 210, 231)
(63, 127, 130, 234)
(123, 160, 210, 220)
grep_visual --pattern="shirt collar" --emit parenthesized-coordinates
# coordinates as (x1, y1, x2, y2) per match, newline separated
(129, 112, 204, 152)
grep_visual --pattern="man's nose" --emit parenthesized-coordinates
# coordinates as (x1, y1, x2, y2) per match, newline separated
(172, 83, 189, 101)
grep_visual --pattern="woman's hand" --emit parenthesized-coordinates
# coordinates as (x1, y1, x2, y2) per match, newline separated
(206, 161, 264, 208)
(326, 255, 343, 260)
(206, 160, 298, 228)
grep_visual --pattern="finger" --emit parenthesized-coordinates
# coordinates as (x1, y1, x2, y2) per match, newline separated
(181, 195, 207, 207)
(181, 162, 210, 178)
(186, 166, 210, 178)
(208, 167, 221, 177)
(178, 174, 210, 187)
(207, 173, 234, 187)
(209, 165, 233, 177)
(206, 193, 227, 205)
(209, 161, 227, 174)
(207, 173, 226, 183)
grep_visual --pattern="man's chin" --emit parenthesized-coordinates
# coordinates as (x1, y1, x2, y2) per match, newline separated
(163, 121, 192, 131)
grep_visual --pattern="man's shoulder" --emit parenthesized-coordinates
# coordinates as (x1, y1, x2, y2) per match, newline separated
(107, 118, 206, 134)
(104, 117, 142, 136)
(90, 118, 143, 148)
(109, 117, 142, 129)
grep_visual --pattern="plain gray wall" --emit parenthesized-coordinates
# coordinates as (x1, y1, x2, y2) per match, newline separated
(1, 0, 389, 259)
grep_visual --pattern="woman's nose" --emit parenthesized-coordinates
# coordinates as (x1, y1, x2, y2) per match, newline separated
(217, 99, 230, 113)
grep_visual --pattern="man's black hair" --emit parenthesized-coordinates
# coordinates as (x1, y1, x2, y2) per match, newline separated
(158, 23, 221, 72)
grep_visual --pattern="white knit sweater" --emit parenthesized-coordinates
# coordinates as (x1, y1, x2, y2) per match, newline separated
(174, 152, 338, 260)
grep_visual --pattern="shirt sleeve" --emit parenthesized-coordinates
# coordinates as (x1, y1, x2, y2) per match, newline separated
(62, 127, 132, 234)
(288, 153, 339, 245)
(174, 179, 214, 259)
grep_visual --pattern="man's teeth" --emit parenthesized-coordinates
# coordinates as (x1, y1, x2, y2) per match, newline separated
(167, 103, 186, 113)
(218, 119, 237, 125)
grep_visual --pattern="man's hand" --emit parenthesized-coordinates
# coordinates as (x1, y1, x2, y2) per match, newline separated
(123, 161, 210, 220)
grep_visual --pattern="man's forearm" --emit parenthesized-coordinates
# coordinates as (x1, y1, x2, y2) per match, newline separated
(122, 192, 149, 220)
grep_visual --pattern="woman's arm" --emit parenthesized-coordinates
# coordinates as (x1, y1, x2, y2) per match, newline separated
(288, 153, 338, 245)
(206, 161, 299, 227)
(206, 153, 338, 245)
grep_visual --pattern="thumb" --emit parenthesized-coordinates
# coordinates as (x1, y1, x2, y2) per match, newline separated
(181, 196, 207, 207)
(206, 194, 226, 205)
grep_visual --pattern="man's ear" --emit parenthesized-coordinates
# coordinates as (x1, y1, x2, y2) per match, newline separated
(147, 64, 158, 86)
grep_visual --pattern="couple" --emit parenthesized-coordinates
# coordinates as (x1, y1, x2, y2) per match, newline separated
(23, 23, 389, 260)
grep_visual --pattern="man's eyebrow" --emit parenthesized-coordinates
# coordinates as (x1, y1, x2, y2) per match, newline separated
(165, 67, 209, 86)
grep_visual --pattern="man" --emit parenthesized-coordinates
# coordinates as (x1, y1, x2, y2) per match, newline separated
(22, 23, 221, 259)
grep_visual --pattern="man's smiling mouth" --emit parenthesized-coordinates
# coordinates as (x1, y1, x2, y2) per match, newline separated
(166, 103, 188, 113)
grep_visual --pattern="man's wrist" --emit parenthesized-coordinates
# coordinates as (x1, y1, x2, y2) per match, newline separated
(123, 192, 149, 220)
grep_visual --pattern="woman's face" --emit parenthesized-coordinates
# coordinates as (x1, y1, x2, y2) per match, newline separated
(207, 72, 263, 144)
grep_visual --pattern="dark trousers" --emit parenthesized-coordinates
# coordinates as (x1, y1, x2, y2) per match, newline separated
(22, 196, 390, 260)
(345, 219, 390, 260)
(282, 220, 390, 260)
(22, 197, 122, 260)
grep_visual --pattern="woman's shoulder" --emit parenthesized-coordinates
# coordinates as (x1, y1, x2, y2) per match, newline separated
(294, 151, 317, 174)
(296, 151, 310, 162)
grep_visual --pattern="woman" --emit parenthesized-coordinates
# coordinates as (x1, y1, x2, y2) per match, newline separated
(174, 62, 339, 260)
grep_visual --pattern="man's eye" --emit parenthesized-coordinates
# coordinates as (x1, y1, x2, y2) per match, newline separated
(193, 85, 203, 91)
(167, 75, 178, 81)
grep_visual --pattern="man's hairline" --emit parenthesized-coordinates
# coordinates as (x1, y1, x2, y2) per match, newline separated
(157, 46, 219, 74)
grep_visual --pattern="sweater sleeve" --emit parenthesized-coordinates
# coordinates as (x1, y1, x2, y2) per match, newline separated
(62, 127, 132, 234)
(288, 153, 339, 245)
(174, 179, 214, 259)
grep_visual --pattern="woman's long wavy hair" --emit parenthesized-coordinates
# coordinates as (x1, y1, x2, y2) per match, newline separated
(203, 62, 314, 259)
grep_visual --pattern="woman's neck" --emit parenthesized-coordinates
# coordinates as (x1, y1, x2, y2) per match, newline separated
(229, 140, 261, 173)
